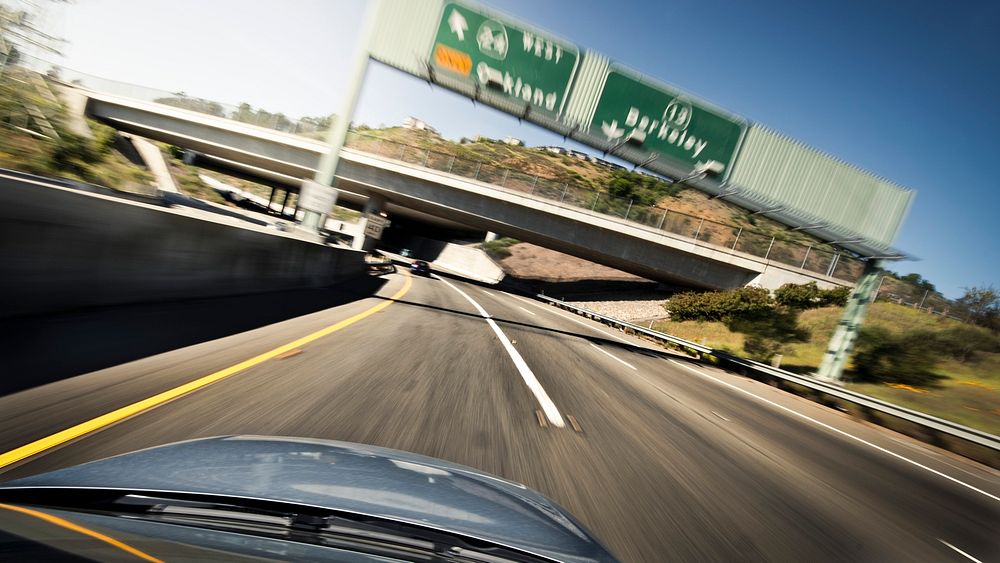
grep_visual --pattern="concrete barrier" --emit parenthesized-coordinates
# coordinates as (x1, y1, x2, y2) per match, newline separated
(0, 172, 367, 318)
(432, 243, 505, 284)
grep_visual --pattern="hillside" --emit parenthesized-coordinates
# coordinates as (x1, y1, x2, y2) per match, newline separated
(652, 302, 1000, 434)
(0, 68, 153, 193)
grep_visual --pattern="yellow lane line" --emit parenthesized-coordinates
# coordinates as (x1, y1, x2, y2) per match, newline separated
(0, 272, 413, 470)
(0, 502, 164, 562)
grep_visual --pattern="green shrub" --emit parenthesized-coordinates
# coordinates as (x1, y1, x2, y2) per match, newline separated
(819, 286, 851, 307)
(934, 325, 1000, 363)
(775, 282, 851, 309)
(167, 144, 185, 160)
(851, 327, 945, 386)
(775, 282, 821, 308)
(481, 237, 519, 260)
(666, 286, 773, 322)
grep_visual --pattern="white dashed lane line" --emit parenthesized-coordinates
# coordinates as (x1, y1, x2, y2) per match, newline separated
(938, 539, 982, 563)
(506, 294, 636, 345)
(588, 342, 636, 370)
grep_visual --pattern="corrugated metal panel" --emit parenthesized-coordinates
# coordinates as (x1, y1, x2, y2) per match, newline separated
(562, 50, 608, 128)
(729, 126, 915, 248)
(369, 0, 443, 78)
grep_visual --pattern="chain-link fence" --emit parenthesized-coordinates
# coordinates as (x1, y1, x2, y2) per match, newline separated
(873, 276, 964, 320)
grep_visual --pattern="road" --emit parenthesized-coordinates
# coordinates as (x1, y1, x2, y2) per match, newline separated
(0, 271, 997, 562)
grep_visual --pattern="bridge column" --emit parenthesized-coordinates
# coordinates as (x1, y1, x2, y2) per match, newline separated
(484, 231, 499, 242)
(816, 259, 882, 382)
(280, 190, 292, 217)
(266, 187, 278, 215)
(353, 195, 387, 252)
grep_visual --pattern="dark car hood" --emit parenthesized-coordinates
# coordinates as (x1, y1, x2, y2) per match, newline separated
(0, 436, 616, 562)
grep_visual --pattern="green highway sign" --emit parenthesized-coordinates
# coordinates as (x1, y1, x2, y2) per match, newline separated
(590, 69, 746, 177)
(429, 2, 579, 118)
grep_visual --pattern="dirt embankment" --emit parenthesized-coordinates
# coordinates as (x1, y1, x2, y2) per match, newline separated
(498, 243, 645, 283)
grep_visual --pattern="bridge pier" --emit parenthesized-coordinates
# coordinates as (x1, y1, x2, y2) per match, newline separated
(354, 195, 387, 252)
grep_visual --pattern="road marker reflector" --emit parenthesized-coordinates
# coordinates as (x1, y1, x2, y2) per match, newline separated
(568, 415, 583, 433)
(535, 410, 548, 428)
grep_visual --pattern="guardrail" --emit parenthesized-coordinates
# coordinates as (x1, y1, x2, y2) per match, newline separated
(536, 295, 1000, 468)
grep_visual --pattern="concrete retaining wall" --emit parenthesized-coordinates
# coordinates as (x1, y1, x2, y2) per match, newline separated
(433, 243, 505, 284)
(0, 173, 366, 318)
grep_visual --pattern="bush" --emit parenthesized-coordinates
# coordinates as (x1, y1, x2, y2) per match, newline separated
(851, 327, 945, 386)
(666, 286, 773, 322)
(481, 237, 519, 260)
(819, 286, 851, 307)
(775, 282, 851, 309)
(934, 325, 1000, 363)
(167, 144, 185, 160)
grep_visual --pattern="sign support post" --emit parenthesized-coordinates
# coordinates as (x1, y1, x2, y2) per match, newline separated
(301, 0, 381, 232)
(816, 259, 883, 382)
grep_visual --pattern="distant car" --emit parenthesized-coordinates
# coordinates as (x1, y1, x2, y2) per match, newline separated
(410, 260, 431, 276)
(0, 436, 618, 562)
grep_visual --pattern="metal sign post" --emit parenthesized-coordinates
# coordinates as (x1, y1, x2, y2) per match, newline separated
(301, 0, 381, 233)
(816, 259, 883, 382)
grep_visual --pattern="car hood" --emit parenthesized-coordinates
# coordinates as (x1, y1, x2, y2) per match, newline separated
(0, 436, 615, 562)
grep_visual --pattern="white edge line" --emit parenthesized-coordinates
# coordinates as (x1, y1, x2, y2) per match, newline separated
(589, 342, 636, 370)
(938, 539, 983, 563)
(436, 277, 565, 428)
(516, 306, 537, 316)
(667, 359, 1000, 504)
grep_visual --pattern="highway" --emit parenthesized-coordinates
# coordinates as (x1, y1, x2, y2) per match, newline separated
(0, 271, 997, 562)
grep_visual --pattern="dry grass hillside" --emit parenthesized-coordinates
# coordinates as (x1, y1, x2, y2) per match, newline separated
(498, 243, 645, 283)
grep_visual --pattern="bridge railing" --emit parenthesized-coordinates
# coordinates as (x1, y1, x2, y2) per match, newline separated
(343, 132, 865, 283)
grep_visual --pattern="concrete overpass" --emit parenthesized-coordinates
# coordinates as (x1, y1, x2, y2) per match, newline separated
(82, 89, 858, 290)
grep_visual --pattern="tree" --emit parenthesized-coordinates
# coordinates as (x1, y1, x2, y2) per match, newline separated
(900, 273, 936, 294)
(1, 3, 65, 63)
(956, 285, 999, 331)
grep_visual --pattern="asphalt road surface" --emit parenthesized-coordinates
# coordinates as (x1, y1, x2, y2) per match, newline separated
(1, 271, 997, 562)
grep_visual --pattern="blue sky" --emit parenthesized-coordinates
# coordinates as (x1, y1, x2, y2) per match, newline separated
(53, 0, 998, 298)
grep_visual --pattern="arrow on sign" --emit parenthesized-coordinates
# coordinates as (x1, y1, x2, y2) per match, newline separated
(601, 120, 624, 140)
(448, 9, 468, 41)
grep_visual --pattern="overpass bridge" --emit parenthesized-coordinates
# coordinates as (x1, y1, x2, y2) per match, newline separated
(81, 88, 863, 290)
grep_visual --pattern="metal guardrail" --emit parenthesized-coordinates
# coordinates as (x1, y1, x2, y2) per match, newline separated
(536, 295, 1000, 456)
